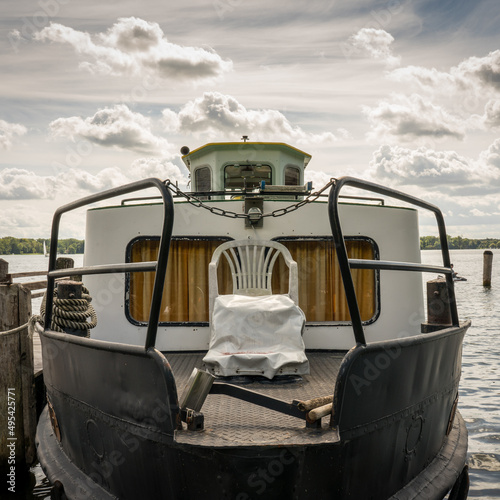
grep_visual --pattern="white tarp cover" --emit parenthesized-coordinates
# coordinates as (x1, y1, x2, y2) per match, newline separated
(203, 294, 309, 378)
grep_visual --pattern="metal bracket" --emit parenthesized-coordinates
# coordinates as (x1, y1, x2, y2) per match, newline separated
(245, 197, 263, 228)
(180, 408, 205, 431)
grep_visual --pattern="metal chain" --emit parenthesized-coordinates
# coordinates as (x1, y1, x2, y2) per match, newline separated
(164, 179, 336, 220)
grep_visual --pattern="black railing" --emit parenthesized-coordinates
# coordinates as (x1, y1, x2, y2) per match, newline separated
(44, 178, 174, 351)
(120, 190, 385, 206)
(328, 176, 459, 346)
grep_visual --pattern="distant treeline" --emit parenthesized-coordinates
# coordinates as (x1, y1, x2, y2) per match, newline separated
(0, 237, 84, 255)
(421, 235, 500, 250)
(1, 235, 498, 254)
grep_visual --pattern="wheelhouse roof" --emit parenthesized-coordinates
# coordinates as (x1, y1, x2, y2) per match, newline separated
(181, 141, 312, 170)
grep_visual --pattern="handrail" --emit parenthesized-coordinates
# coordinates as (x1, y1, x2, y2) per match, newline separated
(44, 178, 174, 351)
(328, 176, 459, 346)
(120, 191, 385, 206)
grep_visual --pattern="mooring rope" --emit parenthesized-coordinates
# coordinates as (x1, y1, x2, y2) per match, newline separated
(0, 322, 30, 336)
(40, 285, 97, 337)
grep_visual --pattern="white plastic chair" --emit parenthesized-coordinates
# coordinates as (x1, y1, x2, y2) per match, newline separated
(208, 240, 299, 322)
(204, 240, 309, 379)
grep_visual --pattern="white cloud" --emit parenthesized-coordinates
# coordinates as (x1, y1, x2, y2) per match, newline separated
(0, 159, 187, 202)
(304, 169, 333, 190)
(389, 50, 500, 96)
(35, 17, 232, 83)
(50, 104, 171, 155)
(162, 92, 346, 145)
(130, 157, 187, 184)
(479, 138, 500, 169)
(455, 50, 500, 93)
(483, 99, 500, 128)
(347, 28, 400, 67)
(0, 119, 27, 150)
(0, 168, 57, 200)
(363, 93, 466, 143)
(367, 143, 500, 192)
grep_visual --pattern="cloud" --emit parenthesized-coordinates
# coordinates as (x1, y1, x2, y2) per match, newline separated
(35, 17, 232, 83)
(479, 138, 500, 169)
(389, 50, 500, 96)
(0, 159, 187, 202)
(50, 104, 171, 155)
(130, 157, 187, 183)
(346, 28, 400, 67)
(456, 49, 500, 92)
(0, 119, 27, 150)
(304, 169, 333, 190)
(367, 143, 500, 193)
(162, 92, 347, 145)
(363, 93, 466, 143)
(0, 168, 57, 200)
(483, 99, 500, 128)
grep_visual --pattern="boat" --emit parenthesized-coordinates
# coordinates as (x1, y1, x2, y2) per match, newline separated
(43, 240, 48, 257)
(35, 140, 471, 499)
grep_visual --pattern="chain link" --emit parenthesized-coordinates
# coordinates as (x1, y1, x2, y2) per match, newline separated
(164, 179, 336, 220)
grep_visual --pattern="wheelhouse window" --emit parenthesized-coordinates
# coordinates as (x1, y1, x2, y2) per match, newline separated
(284, 165, 300, 186)
(274, 238, 377, 323)
(224, 164, 272, 189)
(194, 166, 211, 192)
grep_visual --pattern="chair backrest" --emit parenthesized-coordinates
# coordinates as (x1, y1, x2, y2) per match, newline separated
(209, 240, 299, 320)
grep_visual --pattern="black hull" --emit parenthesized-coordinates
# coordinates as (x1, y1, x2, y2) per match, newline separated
(36, 322, 470, 499)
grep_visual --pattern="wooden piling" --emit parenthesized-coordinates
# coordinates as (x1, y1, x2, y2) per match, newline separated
(483, 250, 493, 287)
(0, 261, 37, 472)
(421, 278, 453, 333)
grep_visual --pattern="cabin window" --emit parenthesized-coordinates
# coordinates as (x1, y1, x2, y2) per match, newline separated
(224, 164, 272, 189)
(127, 236, 377, 326)
(274, 238, 377, 323)
(127, 237, 232, 324)
(284, 165, 300, 186)
(194, 166, 211, 192)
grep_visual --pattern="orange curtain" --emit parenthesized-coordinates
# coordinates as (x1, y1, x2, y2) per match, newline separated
(274, 239, 375, 322)
(130, 239, 229, 323)
(129, 238, 375, 324)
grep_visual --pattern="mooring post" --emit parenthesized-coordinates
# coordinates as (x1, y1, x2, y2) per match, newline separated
(0, 261, 37, 474)
(483, 250, 493, 287)
(421, 278, 453, 333)
(0, 258, 8, 282)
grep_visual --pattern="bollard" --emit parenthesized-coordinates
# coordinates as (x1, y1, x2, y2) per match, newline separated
(483, 250, 493, 287)
(0, 258, 8, 282)
(421, 278, 452, 333)
(55, 280, 87, 336)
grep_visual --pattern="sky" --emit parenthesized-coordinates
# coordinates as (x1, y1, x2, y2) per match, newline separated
(1, 0, 500, 239)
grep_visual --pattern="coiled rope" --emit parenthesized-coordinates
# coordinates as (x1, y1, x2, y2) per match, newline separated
(40, 284, 97, 337)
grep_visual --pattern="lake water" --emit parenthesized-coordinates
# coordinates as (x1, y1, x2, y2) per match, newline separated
(2, 250, 499, 499)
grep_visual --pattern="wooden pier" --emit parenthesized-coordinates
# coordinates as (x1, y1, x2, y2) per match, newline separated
(0, 257, 74, 471)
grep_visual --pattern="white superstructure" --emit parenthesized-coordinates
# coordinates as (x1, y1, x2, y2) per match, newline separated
(83, 141, 424, 351)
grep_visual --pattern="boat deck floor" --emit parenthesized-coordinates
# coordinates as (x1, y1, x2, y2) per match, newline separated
(166, 351, 344, 448)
